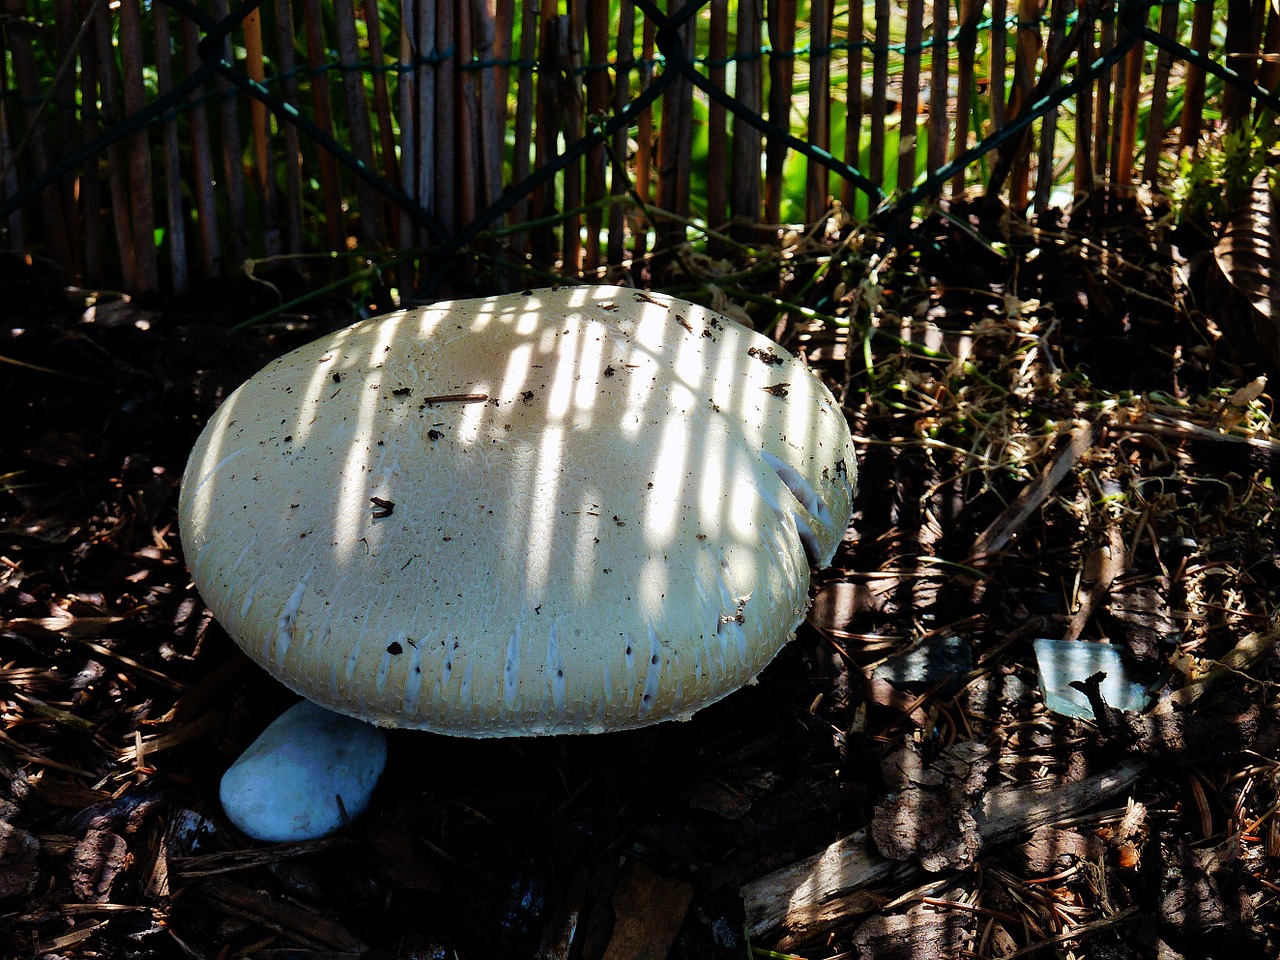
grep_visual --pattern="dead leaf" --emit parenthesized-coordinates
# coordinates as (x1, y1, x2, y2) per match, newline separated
(1210, 173, 1280, 372)
(1226, 375, 1268, 408)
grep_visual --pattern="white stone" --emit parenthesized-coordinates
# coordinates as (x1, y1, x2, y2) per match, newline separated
(220, 701, 387, 842)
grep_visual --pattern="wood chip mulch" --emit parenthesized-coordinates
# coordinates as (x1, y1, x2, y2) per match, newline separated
(2, 203, 1278, 959)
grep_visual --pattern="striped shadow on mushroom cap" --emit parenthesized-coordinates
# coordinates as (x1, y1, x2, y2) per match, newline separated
(179, 285, 856, 736)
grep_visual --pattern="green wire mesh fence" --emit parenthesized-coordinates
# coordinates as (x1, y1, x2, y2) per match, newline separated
(1, 0, 1278, 296)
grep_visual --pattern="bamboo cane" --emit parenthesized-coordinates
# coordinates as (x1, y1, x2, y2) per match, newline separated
(365, 0, 401, 241)
(333, 0, 384, 247)
(435, 0, 457, 237)
(494, 0, 515, 128)
(1141, 0, 1176, 183)
(898, 0, 924, 194)
(868, 0, 890, 190)
(1073, 0, 1095, 211)
(181, 14, 221, 278)
(472, 0, 503, 218)
(53, 0, 82, 280)
(927, 0, 949, 183)
(1006, 0, 1042, 208)
(1257, 0, 1280, 121)
(765, 0, 797, 224)
(0, 92, 21, 252)
(456, 0, 478, 233)
(706, 0, 729, 233)
(632, 9, 656, 270)
(585, 0, 611, 272)
(78, 0, 102, 282)
(560, 3, 585, 272)
(303, 0, 344, 251)
(273, 0, 306, 254)
(153, 0, 189, 294)
(656, 0, 693, 245)
(1034, 0, 1071, 211)
(1094, 4, 1113, 189)
(950, 0, 981, 195)
(118, 0, 157, 288)
(4, 0, 73, 274)
(1222, 0, 1258, 129)
(608, 0, 635, 266)
(92, 0, 139, 288)
(211, 0, 248, 263)
(1176, 0, 1210, 150)
(807, 0, 833, 225)
(399, 0, 417, 252)
(1, 73, 25, 251)
(417, 0, 438, 238)
(843, 0, 865, 212)
(989, 0, 1008, 130)
(242, 4, 280, 257)
(1114, 19, 1145, 195)
(731, 0, 762, 230)
(509, 0, 535, 259)
(532, 1, 560, 269)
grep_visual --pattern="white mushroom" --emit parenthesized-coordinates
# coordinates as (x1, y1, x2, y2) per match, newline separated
(180, 285, 856, 740)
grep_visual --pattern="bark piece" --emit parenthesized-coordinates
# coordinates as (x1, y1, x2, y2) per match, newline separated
(769, 889, 886, 952)
(1020, 825, 1105, 874)
(1071, 673, 1261, 763)
(71, 828, 129, 902)
(601, 860, 695, 960)
(1151, 614, 1279, 716)
(871, 741, 993, 872)
(1159, 840, 1263, 952)
(851, 908, 974, 960)
(0, 817, 40, 900)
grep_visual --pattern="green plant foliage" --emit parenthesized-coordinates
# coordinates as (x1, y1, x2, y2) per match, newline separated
(1169, 119, 1280, 226)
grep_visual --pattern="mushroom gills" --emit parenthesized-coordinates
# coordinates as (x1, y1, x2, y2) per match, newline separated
(758, 450, 832, 564)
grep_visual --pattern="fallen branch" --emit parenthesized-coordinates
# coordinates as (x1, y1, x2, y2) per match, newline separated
(741, 760, 1147, 939)
(1120, 411, 1280, 456)
(970, 418, 1105, 560)
(1150, 611, 1280, 716)
(1062, 523, 1127, 642)
(1002, 905, 1140, 958)
(195, 878, 366, 954)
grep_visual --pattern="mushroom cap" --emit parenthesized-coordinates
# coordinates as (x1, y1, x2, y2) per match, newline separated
(179, 286, 856, 736)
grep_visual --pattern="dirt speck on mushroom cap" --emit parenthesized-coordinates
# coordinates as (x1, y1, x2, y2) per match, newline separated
(179, 285, 856, 736)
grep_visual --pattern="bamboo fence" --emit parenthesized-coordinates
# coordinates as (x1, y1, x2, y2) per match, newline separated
(0, 0, 1277, 295)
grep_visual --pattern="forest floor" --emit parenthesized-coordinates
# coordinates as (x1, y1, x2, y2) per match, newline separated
(2, 196, 1278, 960)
